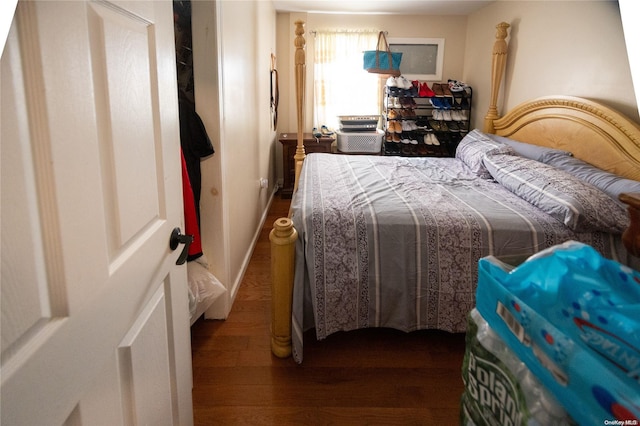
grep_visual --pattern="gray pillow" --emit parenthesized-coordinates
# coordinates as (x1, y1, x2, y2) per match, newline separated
(455, 130, 515, 179)
(483, 153, 629, 234)
(543, 154, 640, 204)
(483, 132, 573, 163)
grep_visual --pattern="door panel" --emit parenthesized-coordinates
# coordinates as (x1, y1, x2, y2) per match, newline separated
(118, 285, 173, 426)
(0, 1, 192, 425)
(88, 1, 163, 250)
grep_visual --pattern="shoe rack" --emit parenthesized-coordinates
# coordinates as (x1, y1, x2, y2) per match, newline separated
(382, 78, 472, 157)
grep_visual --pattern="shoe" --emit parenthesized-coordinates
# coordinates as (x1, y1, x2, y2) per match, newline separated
(431, 83, 443, 96)
(393, 97, 402, 108)
(385, 132, 393, 142)
(397, 75, 411, 89)
(312, 127, 322, 137)
(448, 79, 467, 92)
(392, 133, 401, 143)
(431, 134, 441, 146)
(424, 134, 432, 145)
(450, 110, 462, 121)
(394, 121, 403, 134)
(321, 125, 334, 135)
(386, 76, 397, 87)
(388, 109, 398, 119)
(421, 83, 435, 97)
(442, 110, 452, 121)
(418, 83, 427, 97)
(448, 121, 459, 132)
(441, 84, 453, 97)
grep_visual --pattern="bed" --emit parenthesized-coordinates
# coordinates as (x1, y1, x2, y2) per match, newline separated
(270, 21, 640, 363)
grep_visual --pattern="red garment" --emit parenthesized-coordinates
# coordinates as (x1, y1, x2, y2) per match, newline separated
(181, 149, 203, 260)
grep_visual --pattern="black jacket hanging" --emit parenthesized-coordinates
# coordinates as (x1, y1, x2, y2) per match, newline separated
(178, 92, 214, 229)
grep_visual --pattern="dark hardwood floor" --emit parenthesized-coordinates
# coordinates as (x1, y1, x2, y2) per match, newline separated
(190, 194, 467, 425)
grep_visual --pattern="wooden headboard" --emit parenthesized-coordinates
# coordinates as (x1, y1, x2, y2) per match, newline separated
(491, 96, 640, 180)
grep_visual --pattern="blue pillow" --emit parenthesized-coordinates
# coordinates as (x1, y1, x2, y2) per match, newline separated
(483, 132, 572, 163)
(544, 154, 640, 204)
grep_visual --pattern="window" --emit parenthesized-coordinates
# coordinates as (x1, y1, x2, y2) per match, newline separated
(313, 30, 382, 131)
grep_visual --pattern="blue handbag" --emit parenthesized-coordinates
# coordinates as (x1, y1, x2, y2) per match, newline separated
(363, 31, 402, 76)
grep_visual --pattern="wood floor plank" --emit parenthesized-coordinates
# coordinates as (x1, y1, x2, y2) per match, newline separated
(191, 194, 467, 424)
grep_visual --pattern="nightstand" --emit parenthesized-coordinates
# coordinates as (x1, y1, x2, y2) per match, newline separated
(279, 132, 334, 198)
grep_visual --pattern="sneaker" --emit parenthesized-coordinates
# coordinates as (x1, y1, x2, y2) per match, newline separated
(397, 75, 412, 89)
(450, 110, 462, 121)
(448, 79, 467, 92)
(312, 127, 322, 138)
(420, 83, 435, 97)
(386, 76, 397, 87)
(321, 125, 334, 135)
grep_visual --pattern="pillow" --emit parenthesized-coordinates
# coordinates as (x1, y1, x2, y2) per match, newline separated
(483, 132, 573, 163)
(483, 153, 629, 234)
(455, 129, 515, 179)
(543, 154, 640, 204)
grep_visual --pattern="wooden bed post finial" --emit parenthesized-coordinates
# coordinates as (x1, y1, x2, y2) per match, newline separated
(293, 20, 306, 193)
(484, 22, 510, 133)
(270, 218, 298, 358)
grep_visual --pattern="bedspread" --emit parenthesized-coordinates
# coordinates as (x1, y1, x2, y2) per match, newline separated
(289, 153, 630, 363)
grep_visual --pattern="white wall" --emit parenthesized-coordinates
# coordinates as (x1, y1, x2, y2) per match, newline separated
(192, 0, 277, 317)
(464, 0, 638, 130)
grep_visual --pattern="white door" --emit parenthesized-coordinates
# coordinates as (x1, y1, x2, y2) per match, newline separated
(1, 1, 193, 425)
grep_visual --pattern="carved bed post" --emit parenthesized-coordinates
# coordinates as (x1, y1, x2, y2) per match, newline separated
(484, 22, 510, 133)
(269, 21, 307, 358)
(293, 20, 306, 192)
(269, 218, 297, 357)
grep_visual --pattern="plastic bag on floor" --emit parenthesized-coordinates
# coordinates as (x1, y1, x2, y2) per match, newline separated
(475, 241, 640, 425)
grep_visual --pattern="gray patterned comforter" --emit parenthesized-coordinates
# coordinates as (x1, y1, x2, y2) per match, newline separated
(289, 153, 631, 363)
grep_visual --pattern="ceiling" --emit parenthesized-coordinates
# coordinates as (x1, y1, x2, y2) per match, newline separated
(271, 0, 495, 15)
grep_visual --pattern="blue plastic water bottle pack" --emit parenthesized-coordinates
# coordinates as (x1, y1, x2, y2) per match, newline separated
(475, 241, 640, 425)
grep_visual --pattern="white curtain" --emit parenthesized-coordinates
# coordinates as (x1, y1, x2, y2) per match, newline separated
(314, 30, 382, 131)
